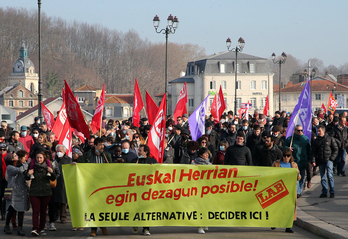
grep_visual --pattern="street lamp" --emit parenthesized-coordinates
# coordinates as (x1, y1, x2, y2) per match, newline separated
(226, 37, 245, 117)
(153, 14, 179, 115)
(272, 52, 287, 111)
(38, 0, 43, 121)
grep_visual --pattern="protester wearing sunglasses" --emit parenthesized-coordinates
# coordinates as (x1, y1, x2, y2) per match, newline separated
(271, 148, 301, 233)
(283, 125, 311, 199)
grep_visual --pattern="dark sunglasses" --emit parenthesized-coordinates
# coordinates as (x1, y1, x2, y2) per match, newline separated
(296, 129, 303, 132)
(283, 155, 291, 157)
(0, 149, 6, 151)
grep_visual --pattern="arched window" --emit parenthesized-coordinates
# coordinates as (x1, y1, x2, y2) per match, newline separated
(19, 90, 24, 97)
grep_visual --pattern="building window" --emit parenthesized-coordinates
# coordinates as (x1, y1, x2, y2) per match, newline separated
(19, 101, 23, 107)
(78, 97, 85, 102)
(210, 80, 216, 90)
(260, 97, 266, 109)
(2, 114, 10, 120)
(221, 81, 226, 90)
(189, 99, 194, 107)
(29, 101, 33, 107)
(237, 80, 241, 90)
(250, 81, 256, 90)
(315, 94, 321, 100)
(334, 94, 338, 100)
(236, 98, 241, 109)
(124, 108, 129, 117)
(250, 98, 257, 109)
(236, 64, 240, 73)
(9, 101, 13, 107)
(19, 90, 23, 97)
(105, 107, 112, 117)
(250, 64, 255, 73)
(220, 63, 225, 73)
(261, 81, 267, 90)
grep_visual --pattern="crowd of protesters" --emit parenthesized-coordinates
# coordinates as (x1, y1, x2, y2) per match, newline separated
(0, 107, 346, 236)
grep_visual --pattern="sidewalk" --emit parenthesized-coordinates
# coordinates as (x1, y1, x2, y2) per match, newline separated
(296, 171, 348, 239)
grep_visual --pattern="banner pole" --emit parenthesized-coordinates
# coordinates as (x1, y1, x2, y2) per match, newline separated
(289, 110, 301, 149)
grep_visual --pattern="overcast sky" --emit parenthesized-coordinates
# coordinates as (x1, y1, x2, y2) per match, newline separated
(2, 0, 347, 67)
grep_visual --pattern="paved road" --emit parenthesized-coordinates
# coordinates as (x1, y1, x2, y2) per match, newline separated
(0, 211, 324, 238)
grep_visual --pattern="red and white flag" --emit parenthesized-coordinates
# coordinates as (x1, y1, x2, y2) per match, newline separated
(210, 94, 219, 124)
(147, 94, 166, 163)
(132, 78, 144, 127)
(145, 91, 159, 125)
(58, 119, 72, 157)
(328, 92, 337, 114)
(263, 95, 269, 116)
(245, 100, 250, 120)
(73, 128, 85, 144)
(40, 102, 55, 131)
(210, 86, 226, 124)
(90, 84, 105, 134)
(173, 82, 188, 124)
(52, 91, 67, 140)
(64, 80, 90, 139)
(321, 103, 327, 114)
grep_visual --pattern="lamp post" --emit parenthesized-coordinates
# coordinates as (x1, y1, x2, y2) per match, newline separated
(153, 14, 179, 115)
(38, 0, 43, 121)
(226, 37, 245, 117)
(272, 52, 287, 111)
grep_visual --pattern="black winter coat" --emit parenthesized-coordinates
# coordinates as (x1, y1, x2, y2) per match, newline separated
(254, 144, 283, 166)
(312, 134, 338, 165)
(26, 163, 56, 197)
(333, 125, 348, 150)
(224, 144, 252, 165)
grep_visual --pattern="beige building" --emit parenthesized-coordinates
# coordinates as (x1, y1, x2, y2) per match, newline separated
(274, 76, 348, 113)
(169, 51, 274, 116)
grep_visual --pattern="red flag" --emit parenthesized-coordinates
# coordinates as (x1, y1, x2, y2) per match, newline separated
(328, 92, 337, 114)
(145, 91, 159, 125)
(58, 119, 72, 158)
(64, 80, 90, 139)
(211, 86, 226, 124)
(52, 93, 67, 140)
(73, 128, 85, 144)
(210, 94, 219, 124)
(40, 102, 55, 131)
(147, 94, 166, 163)
(263, 95, 269, 116)
(132, 79, 144, 127)
(218, 85, 226, 118)
(238, 108, 247, 119)
(90, 84, 105, 134)
(173, 82, 188, 124)
(321, 103, 327, 114)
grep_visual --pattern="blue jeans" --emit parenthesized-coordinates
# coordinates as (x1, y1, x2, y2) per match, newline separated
(319, 160, 335, 195)
(336, 149, 346, 176)
(297, 167, 306, 195)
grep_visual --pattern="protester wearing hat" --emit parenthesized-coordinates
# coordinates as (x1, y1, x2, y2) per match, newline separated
(182, 114, 189, 129)
(30, 117, 41, 133)
(173, 128, 190, 164)
(140, 118, 148, 126)
(273, 111, 284, 126)
(1, 121, 13, 141)
(168, 125, 181, 148)
(205, 122, 220, 160)
(31, 128, 40, 143)
(72, 148, 84, 163)
(18, 126, 34, 154)
(0, 143, 8, 220)
(6, 131, 25, 154)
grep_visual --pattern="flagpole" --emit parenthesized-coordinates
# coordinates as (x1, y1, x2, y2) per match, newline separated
(289, 110, 301, 149)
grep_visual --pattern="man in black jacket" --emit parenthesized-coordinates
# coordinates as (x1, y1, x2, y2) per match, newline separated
(333, 116, 348, 176)
(254, 134, 282, 166)
(246, 125, 262, 153)
(221, 124, 237, 147)
(224, 132, 252, 165)
(312, 125, 338, 198)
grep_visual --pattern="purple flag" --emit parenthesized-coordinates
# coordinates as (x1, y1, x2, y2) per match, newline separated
(188, 94, 211, 141)
(286, 78, 312, 142)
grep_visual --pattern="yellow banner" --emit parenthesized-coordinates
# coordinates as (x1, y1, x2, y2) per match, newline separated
(62, 164, 297, 228)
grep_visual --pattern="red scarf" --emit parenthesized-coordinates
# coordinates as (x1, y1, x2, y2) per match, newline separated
(1, 153, 7, 179)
